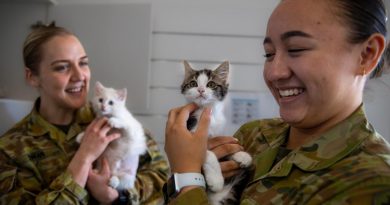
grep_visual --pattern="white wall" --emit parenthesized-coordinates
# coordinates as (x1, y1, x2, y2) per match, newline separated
(0, 0, 389, 149)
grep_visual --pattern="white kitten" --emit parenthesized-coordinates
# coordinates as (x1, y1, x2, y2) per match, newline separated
(76, 81, 147, 190)
(181, 61, 252, 205)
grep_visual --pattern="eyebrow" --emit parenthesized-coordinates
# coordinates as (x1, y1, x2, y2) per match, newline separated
(281, 30, 312, 41)
(263, 30, 313, 45)
(50, 55, 88, 66)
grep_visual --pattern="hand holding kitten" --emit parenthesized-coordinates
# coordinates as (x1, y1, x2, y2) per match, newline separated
(165, 103, 211, 173)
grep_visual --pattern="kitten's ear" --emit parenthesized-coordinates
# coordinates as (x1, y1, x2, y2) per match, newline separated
(183, 60, 194, 79)
(117, 88, 127, 101)
(215, 61, 229, 82)
(95, 81, 104, 95)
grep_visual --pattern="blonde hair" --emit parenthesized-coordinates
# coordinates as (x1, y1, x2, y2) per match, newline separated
(23, 21, 73, 74)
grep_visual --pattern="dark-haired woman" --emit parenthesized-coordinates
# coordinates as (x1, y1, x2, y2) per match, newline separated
(164, 0, 390, 204)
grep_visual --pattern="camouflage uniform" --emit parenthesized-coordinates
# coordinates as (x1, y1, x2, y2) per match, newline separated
(171, 105, 390, 205)
(0, 99, 169, 205)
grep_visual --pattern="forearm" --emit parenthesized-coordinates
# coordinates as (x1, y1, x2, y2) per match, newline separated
(1, 170, 88, 205)
(67, 150, 93, 187)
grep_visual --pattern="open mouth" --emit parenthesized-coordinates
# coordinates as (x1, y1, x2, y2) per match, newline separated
(66, 87, 82, 93)
(279, 88, 304, 98)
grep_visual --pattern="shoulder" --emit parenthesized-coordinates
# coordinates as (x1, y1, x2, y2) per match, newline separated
(323, 153, 390, 204)
(0, 115, 30, 146)
(234, 118, 287, 154)
(235, 118, 285, 135)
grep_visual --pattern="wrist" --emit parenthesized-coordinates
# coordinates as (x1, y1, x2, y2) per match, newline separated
(163, 172, 206, 203)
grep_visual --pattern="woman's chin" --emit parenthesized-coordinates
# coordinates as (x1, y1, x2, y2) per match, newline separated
(279, 109, 304, 125)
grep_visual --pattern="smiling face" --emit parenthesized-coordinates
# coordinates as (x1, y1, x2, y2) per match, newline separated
(27, 34, 90, 114)
(263, 0, 366, 130)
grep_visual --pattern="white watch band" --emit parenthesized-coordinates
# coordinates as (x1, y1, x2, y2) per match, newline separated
(173, 172, 206, 192)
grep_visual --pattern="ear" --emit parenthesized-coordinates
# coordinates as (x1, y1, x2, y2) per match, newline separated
(25, 67, 39, 87)
(214, 61, 229, 82)
(117, 88, 127, 101)
(95, 81, 104, 95)
(183, 60, 194, 79)
(359, 33, 386, 76)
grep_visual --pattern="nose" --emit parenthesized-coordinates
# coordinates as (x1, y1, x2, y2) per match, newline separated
(264, 53, 292, 82)
(70, 64, 86, 81)
(198, 87, 205, 94)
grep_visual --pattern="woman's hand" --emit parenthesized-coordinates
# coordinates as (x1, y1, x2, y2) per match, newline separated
(165, 103, 211, 173)
(208, 136, 244, 178)
(68, 117, 120, 187)
(77, 117, 121, 164)
(87, 158, 119, 205)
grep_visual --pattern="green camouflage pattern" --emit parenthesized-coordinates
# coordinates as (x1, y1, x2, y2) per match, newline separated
(0, 99, 169, 205)
(170, 105, 390, 205)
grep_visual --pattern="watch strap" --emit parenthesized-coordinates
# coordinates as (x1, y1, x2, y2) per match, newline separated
(163, 172, 205, 204)
(173, 172, 205, 191)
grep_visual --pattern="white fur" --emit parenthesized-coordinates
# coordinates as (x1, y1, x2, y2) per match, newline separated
(76, 82, 147, 190)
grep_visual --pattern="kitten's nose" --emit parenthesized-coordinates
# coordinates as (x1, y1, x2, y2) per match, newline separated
(198, 88, 205, 93)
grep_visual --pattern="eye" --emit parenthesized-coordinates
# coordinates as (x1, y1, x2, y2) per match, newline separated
(54, 64, 70, 72)
(189, 81, 198, 88)
(263, 53, 275, 61)
(288, 48, 308, 57)
(99, 98, 103, 103)
(79, 60, 89, 67)
(207, 81, 217, 89)
(108, 100, 114, 105)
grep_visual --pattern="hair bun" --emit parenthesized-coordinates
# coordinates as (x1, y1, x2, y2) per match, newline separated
(31, 21, 56, 30)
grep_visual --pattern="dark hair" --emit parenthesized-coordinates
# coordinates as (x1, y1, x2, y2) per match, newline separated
(23, 21, 73, 75)
(332, 0, 388, 78)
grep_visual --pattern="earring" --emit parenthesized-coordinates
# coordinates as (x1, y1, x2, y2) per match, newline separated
(362, 67, 366, 76)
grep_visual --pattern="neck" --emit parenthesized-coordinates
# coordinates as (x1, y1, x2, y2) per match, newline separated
(39, 100, 74, 125)
(287, 102, 362, 150)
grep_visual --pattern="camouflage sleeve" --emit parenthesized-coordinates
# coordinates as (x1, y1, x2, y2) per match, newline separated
(0, 150, 88, 205)
(170, 187, 210, 205)
(133, 129, 170, 205)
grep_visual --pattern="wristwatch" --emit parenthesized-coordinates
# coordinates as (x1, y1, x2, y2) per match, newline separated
(163, 172, 206, 203)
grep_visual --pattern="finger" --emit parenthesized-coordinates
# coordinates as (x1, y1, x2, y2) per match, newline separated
(166, 107, 180, 128)
(94, 117, 109, 130)
(208, 136, 239, 150)
(194, 107, 211, 140)
(223, 169, 241, 178)
(220, 160, 241, 178)
(176, 103, 199, 127)
(100, 158, 111, 177)
(212, 144, 243, 159)
(107, 132, 121, 142)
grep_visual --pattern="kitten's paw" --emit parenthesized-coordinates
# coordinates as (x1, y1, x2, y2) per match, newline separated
(231, 151, 252, 168)
(205, 172, 224, 192)
(75, 132, 84, 143)
(120, 174, 136, 189)
(108, 118, 122, 129)
(109, 176, 120, 189)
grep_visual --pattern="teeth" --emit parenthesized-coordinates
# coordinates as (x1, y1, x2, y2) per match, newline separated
(67, 87, 82, 93)
(279, 88, 303, 97)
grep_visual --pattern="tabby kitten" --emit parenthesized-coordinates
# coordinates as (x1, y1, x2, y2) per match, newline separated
(181, 61, 252, 205)
(76, 81, 147, 190)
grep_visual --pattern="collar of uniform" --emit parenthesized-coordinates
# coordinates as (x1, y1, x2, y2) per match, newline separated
(263, 105, 373, 178)
(26, 99, 95, 140)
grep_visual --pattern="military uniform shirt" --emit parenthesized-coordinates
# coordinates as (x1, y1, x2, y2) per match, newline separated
(170, 105, 390, 205)
(0, 99, 169, 205)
